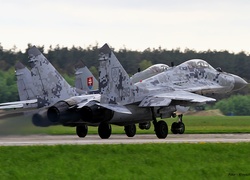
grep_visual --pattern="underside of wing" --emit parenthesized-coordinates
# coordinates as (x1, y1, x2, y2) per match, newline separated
(97, 103, 132, 114)
(139, 90, 216, 107)
(139, 96, 172, 107)
(181, 85, 224, 93)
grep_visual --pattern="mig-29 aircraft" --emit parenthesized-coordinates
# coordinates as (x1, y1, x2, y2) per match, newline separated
(0, 47, 98, 125)
(97, 43, 247, 138)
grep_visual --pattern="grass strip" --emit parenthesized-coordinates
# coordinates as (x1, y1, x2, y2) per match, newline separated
(0, 143, 249, 179)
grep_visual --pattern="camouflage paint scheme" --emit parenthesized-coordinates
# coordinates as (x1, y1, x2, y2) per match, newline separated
(99, 43, 247, 115)
(28, 47, 86, 108)
(0, 44, 247, 139)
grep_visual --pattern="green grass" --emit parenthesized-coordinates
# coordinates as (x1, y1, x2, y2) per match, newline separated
(183, 116, 250, 133)
(0, 143, 249, 179)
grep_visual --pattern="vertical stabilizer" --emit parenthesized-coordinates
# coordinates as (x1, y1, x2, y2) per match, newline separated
(99, 44, 142, 105)
(75, 63, 98, 93)
(15, 62, 37, 108)
(28, 46, 81, 108)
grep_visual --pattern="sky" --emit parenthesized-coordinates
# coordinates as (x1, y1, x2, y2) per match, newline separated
(1, 0, 250, 53)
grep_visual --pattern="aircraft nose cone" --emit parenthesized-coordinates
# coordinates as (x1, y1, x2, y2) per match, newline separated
(233, 75, 248, 91)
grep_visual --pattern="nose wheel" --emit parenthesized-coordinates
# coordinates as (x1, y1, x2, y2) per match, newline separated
(171, 114, 185, 134)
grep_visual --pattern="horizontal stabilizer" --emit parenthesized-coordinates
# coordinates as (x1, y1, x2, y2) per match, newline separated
(97, 103, 132, 114)
(0, 99, 37, 106)
(0, 104, 24, 109)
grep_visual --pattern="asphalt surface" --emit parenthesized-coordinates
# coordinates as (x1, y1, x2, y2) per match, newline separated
(0, 134, 250, 146)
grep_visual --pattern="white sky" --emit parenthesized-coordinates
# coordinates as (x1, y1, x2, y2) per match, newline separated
(1, 0, 250, 53)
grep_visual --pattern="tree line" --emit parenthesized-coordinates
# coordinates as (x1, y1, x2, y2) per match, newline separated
(0, 43, 249, 104)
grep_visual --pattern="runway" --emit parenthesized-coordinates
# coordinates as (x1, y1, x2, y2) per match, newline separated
(0, 134, 250, 146)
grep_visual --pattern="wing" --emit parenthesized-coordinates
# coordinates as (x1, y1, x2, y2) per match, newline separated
(97, 103, 132, 114)
(0, 99, 37, 109)
(139, 90, 216, 107)
(180, 85, 225, 93)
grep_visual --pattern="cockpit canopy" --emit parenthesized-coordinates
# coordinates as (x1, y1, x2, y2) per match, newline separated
(179, 59, 216, 71)
(145, 64, 169, 73)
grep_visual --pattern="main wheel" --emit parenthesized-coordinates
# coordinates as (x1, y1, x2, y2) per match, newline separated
(155, 120, 168, 139)
(98, 122, 112, 139)
(171, 122, 179, 134)
(178, 122, 185, 134)
(124, 124, 136, 137)
(76, 125, 88, 138)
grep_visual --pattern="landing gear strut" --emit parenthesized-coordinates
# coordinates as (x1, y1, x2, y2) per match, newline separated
(98, 122, 112, 139)
(171, 114, 185, 134)
(151, 108, 168, 139)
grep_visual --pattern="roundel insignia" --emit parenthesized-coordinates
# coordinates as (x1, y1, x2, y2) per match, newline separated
(87, 77, 93, 89)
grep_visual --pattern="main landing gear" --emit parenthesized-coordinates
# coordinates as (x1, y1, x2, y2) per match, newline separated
(76, 124, 88, 138)
(124, 124, 136, 137)
(151, 108, 168, 139)
(171, 114, 185, 134)
(76, 122, 112, 139)
(98, 122, 112, 139)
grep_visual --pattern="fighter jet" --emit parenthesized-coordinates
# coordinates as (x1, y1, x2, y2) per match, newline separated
(0, 47, 98, 126)
(98, 43, 248, 138)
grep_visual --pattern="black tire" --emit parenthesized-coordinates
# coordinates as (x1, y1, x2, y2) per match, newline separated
(155, 120, 168, 139)
(171, 122, 179, 134)
(124, 124, 136, 137)
(76, 125, 88, 138)
(178, 122, 185, 134)
(98, 122, 112, 139)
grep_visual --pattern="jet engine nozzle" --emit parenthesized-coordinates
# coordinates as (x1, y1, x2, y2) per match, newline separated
(32, 109, 59, 127)
(79, 101, 114, 123)
(47, 106, 60, 122)
(47, 101, 70, 122)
